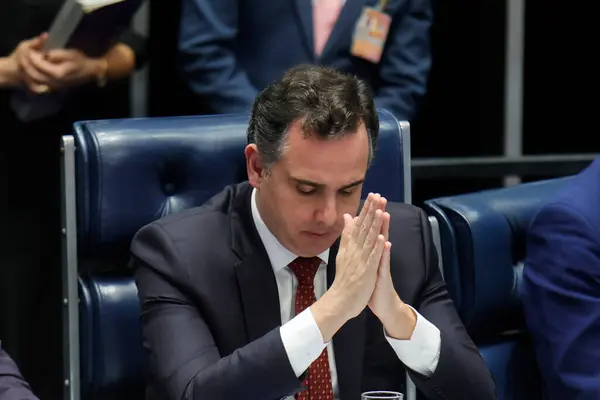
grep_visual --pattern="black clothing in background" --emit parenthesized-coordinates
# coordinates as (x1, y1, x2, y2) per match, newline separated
(0, 1, 147, 398)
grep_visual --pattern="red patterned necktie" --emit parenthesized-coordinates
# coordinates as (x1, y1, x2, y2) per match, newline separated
(288, 257, 335, 400)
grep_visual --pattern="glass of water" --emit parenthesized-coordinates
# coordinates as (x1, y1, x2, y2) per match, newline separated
(361, 391, 403, 399)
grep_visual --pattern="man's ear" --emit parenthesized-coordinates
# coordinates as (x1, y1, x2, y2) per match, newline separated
(245, 144, 265, 188)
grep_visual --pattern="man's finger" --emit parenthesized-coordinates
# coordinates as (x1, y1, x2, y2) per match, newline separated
(355, 192, 372, 230)
(371, 194, 386, 213)
(356, 193, 380, 246)
(379, 241, 391, 277)
(362, 209, 384, 254)
(381, 212, 390, 242)
(339, 213, 354, 250)
(380, 197, 387, 212)
(367, 234, 385, 271)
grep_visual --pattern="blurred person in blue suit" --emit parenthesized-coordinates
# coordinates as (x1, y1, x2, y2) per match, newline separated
(521, 156, 600, 399)
(178, 0, 432, 121)
(0, 344, 38, 400)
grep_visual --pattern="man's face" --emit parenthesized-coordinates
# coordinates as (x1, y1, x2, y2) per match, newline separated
(248, 120, 370, 257)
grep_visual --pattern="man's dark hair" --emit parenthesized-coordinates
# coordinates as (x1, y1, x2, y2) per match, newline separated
(247, 64, 379, 170)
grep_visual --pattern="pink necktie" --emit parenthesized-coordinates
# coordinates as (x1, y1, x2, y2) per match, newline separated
(313, 0, 344, 57)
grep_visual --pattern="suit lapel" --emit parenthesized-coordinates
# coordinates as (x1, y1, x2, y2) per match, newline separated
(229, 183, 366, 396)
(320, 0, 369, 61)
(327, 240, 366, 400)
(292, 0, 316, 59)
(231, 184, 282, 342)
(234, 253, 282, 342)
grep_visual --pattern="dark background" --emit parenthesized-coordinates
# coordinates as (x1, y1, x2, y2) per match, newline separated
(145, 0, 597, 206)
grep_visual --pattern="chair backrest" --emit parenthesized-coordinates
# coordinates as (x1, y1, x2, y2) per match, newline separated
(60, 110, 411, 400)
(423, 177, 573, 400)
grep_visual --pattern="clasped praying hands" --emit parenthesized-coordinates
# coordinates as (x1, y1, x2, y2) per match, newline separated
(311, 193, 417, 342)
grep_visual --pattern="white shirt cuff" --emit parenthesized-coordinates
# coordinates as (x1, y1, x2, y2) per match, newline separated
(280, 307, 328, 377)
(385, 305, 441, 377)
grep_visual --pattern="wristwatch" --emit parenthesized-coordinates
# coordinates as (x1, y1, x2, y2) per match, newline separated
(96, 58, 108, 87)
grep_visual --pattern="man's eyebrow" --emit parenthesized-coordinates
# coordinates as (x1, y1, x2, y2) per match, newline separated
(290, 177, 364, 190)
(339, 179, 364, 190)
(290, 178, 323, 188)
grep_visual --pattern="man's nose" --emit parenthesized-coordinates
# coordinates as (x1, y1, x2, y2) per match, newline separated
(316, 196, 337, 226)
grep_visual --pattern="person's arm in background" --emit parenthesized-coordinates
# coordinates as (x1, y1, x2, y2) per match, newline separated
(0, 344, 39, 400)
(17, 29, 146, 93)
(374, 0, 433, 121)
(119, 29, 148, 72)
(521, 203, 600, 399)
(0, 57, 19, 87)
(179, 0, 258, 114)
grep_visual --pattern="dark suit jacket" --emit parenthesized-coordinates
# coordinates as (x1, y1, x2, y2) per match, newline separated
(521, 156, 600, 399)
(130, 182, 495, 400)
(0, 344, 38, 400)
(178, 0, 432, 120)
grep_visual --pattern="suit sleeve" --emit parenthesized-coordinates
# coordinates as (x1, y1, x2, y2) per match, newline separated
(521, 203, 600, 398)
(178, 0, 258, 114)
(0, 345, 39, 400)
(374, 0, 433, 121)
(130, 223, 303, 400)
(407, 210, 496, 399)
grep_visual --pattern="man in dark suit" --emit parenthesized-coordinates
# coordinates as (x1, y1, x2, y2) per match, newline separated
(178, 0, 432, 121)
(130, 65, 495, 400)
(521, 156, 600, 399)
(0, 344, 38, 400)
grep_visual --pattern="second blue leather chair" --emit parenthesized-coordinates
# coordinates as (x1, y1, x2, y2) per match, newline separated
(423, 177, 573, 399)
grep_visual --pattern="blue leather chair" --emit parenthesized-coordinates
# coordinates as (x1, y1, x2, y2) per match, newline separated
(423, 177, 573, 400)
(59, 110, 411, 400)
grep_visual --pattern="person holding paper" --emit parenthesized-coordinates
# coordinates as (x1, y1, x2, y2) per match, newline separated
(0, 37, 41, 88)
(0, 1, 147, 398)
(0, 33, 139, 92)
(130, 65, 496, 400)
(14, 33, 138, 94)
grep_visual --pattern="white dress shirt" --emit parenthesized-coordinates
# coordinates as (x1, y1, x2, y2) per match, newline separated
(250, 189, 441, 399)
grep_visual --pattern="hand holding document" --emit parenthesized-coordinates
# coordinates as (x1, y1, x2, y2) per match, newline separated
(11, 0, 143, 121)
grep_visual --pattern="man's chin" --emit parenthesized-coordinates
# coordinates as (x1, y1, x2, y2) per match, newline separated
(295, 231, 338, 256)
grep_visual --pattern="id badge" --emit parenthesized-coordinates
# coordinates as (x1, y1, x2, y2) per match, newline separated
(350, 7, 391, 63)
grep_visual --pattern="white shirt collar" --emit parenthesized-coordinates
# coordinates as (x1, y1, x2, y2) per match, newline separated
(251, 188, 329, 273)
